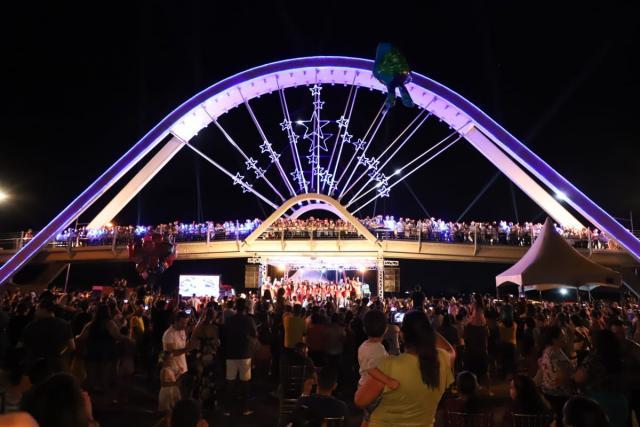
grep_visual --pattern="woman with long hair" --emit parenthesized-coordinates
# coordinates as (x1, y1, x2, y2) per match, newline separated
(464, 295, 490, 387)
(78, 303, 126, 402)
(497, 304, 518, 379)
(503, 374, 553, 427)
(355, 310, 455, 427)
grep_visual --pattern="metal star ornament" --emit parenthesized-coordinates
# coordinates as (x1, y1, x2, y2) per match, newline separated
(357, 153, 370, 166)
(336, 116, 349, 129)
(366, 157, 380, 171)
(353, 138, 367, 151)
(279, 119, 292, 131)
(377, 186, 391, 197)
(253, 167, 266, 179)
(245, 157, 258, 170)
(310, 85, 322, 96)
(268, 151, 281, 163)
(259, 141, 272, 153)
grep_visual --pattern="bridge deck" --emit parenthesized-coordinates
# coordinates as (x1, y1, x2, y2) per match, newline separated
(0, 238, 636, 268)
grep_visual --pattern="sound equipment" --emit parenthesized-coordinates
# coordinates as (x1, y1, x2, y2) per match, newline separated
(245, 263, 260, 289)
(383, 267, 400, 293)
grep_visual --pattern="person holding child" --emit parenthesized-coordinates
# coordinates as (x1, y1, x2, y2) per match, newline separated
(357, 309, 400, 426)
(355, 310, 456, 427)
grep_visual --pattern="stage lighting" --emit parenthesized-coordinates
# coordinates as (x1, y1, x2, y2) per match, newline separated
(0, 189, 8, 203)
(277, 264, 285, 271)
(358, 266, 366, 273)
(559, 288, 568, 295)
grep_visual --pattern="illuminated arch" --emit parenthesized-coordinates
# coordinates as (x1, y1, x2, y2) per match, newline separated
(1, 56, 638, 285)
(244, 193, 379, 245)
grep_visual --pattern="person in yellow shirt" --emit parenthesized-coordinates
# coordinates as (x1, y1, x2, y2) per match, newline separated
(130, 303, 145, 342)
(284, 304, 306, 350)
(355, 310, 456, 427)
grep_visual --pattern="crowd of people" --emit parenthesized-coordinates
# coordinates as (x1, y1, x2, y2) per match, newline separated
(28, 215, 619, 251)
(260, 278, 367, 307)
(0, 280, 637, 426)
(358, 216, 616, 249)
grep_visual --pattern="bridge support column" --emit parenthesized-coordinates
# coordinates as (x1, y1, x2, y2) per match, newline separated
(377, 256, 384, 300)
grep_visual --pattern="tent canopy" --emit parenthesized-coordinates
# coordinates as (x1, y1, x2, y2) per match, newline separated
(496, 218, 621, 291)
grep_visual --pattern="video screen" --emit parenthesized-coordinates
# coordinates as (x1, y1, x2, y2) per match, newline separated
(179, 275, 220, 297)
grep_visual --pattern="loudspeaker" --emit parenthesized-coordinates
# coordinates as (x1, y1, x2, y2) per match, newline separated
(245, 264, 260, 289)
(383, 267, 400, 293)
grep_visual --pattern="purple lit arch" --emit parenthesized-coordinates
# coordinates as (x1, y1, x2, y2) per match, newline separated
(1, 56, 638, 285)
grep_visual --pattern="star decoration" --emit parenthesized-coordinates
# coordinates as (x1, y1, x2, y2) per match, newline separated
(353, 138, 367, 151)
(268, 151, 281, 163)
(287, 133, 300, 145)
(377, 186, 391, 197)
(279, 120, 292, 131)
(253, 167, 266, 179)
(290, 170, 307, 186)
(296, 114, 332, 152)
(232, 173, 246, 186)
(336, 116, 349, 128)
(310, 85, 322, 96)
(373, 173, 389, 187)
(357, 153, 370, 166)
(259, 141, 272, 153)
(307, 153, 319, 166)
(366, 157, 380, 171)
(241, 183, 253, 193)
(327, 180, 339, 194)
(320, 170, 334, 185)
(341, 132, 353, 144)
(245, 157, 258, 171)
(313, 100, 325, 110)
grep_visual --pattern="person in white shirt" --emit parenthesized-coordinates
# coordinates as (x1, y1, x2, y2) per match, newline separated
(162, 312, 191, 378)
(358, 310, 400, 425)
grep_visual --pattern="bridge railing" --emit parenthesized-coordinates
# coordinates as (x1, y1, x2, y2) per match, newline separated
(2, 224, 627, 254)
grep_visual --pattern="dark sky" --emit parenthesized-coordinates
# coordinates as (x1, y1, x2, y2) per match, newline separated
(1, 1, 638, 234)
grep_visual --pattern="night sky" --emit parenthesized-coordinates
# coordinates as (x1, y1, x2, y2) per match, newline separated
(1, 2, 638, 293)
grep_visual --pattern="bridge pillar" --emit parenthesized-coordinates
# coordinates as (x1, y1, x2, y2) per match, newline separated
(377, 256, 384, 300)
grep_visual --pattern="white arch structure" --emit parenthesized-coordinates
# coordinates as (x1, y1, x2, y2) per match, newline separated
(243, 193, 380, 245)
(1, 56, 639, 285)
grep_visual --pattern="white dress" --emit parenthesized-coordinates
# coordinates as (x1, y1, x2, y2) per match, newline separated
(158, 367, 181, 412)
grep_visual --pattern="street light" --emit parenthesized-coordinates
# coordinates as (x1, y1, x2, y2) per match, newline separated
(0, 189, 8, 203)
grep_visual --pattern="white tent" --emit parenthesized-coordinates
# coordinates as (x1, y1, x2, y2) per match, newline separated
(496, 218, 621, 292)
